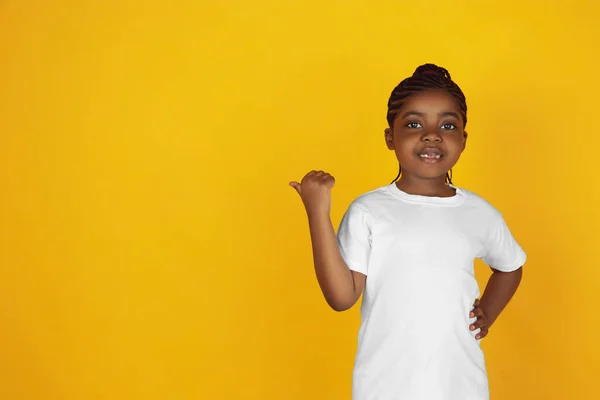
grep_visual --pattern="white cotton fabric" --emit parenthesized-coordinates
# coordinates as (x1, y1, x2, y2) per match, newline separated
(337, 183, 526, 400)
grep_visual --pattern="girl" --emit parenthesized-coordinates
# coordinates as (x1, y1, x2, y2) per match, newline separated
(289, 64, 526, 400)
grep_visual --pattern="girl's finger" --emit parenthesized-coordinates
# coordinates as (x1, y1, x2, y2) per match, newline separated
(470, 318, 487, 330)
(289, 181, 301, 194)
(476, 328, 489, 340)
(302, 171, 316, 184)
(469, 307, 483, 318)
(472, 307, 484, 318)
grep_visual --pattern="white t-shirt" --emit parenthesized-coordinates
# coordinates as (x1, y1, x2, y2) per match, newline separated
(337, 183, 526, 400)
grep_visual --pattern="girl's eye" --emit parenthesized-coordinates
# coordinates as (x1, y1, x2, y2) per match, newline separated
(406, 122, 422, 129)
(441, 123, 456, 130)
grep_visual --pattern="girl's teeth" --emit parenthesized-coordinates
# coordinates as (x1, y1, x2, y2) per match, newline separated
(420, 153, 441, 159)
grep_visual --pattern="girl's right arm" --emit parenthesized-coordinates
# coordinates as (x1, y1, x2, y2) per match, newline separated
(290, 170, 366, 312)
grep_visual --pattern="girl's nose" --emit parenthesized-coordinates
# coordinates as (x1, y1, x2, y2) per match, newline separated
(421, 130, 442, 142)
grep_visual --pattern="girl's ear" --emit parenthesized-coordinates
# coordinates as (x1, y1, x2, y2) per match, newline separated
(463, 131, 468, 150)
(384, 128, 394, 150)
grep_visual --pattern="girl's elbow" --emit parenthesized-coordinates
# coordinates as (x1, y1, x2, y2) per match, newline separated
(327, 296, 356, 312)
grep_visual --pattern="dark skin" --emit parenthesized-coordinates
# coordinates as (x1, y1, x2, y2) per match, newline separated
(290, 89, 522, 339)
(385, 89, 523, 339)
(384, 89, 466, 197)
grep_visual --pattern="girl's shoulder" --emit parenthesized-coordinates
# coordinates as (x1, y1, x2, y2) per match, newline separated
(346, 185, 505, 220)
(341, 185, 393, 220)
(456, 187, 504, 219)
(348, 184, 394, 207)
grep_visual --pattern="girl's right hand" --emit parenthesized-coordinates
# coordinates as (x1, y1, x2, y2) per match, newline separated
(289, 170, 335, 217)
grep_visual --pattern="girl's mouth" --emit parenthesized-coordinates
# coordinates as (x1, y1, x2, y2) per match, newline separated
(417, 147, 444, 162)
(419, 153, 442, 159)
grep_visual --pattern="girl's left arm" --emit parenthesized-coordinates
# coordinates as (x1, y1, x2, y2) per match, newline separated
(471, 267, 523, 338)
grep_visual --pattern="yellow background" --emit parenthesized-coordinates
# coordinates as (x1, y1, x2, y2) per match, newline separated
(1, 1, 598, 399)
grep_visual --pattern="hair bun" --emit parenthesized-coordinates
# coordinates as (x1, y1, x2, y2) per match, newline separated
(413, 63, 451, 80)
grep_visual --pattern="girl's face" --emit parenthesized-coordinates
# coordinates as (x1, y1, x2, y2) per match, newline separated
(384, 89, 467, 183)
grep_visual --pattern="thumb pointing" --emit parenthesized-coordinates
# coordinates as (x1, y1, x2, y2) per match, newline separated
(289, 181, 301, 194)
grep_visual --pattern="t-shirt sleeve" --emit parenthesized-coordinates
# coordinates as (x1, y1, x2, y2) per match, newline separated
(336, 202, 372, 276)
(481, 211, 527, 272)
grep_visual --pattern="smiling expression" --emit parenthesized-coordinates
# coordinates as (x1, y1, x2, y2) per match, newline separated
(385, 89, 468, 182)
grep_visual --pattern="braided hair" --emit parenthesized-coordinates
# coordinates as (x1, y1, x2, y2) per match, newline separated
(387, 64, 467, 185)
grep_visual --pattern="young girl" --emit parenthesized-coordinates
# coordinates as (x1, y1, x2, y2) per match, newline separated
(289, 64, 526, 400)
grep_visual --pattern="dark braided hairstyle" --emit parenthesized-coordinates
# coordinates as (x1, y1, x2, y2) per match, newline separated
(387, 64, 467, 185)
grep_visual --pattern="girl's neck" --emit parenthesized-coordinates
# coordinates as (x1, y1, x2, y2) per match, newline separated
(395, 176, 455, 198)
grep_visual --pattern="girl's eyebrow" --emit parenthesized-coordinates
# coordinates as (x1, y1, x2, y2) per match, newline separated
(441, 112, 460, 119)
(401, 111, 460, 119)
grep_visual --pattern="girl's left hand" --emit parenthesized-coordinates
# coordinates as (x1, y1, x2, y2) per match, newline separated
(469, 299, 489, 340)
